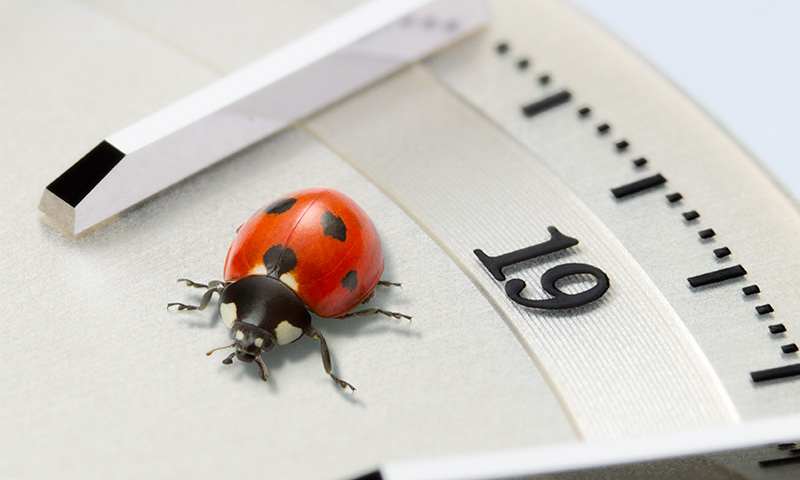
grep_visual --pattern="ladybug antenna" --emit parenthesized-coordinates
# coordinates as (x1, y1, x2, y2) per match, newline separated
(206, 343, 235, 357)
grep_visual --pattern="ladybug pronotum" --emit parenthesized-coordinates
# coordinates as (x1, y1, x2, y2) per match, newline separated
(169, 188, 410, 391)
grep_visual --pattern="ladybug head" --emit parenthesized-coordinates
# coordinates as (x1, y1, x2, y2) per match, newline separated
(230, 322, 276, 363)
(205, 323, 276, 381)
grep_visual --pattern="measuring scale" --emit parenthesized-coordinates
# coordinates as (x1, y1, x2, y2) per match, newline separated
(3, 0, 799, 479)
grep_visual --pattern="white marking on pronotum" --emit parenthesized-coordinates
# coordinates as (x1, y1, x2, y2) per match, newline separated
(235, 330, 245, 341)
(279, 272, 299, 292)
(220, 302, 238, 328)
(274, 321, 303, 345)
(249, 264, 268, 276)
(254, 337, 264, 348)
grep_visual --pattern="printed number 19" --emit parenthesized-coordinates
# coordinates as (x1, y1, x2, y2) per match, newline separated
(474, 226, 609, 310)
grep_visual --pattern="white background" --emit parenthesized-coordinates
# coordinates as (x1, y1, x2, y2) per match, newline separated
(569, 0, 800, 199)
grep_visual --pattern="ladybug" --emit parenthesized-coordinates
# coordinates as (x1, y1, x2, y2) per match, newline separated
(168, 188, 409, 391)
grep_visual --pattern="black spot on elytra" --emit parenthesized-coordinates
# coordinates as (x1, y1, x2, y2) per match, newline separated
(321, 211, 347, 241)
(265, 197, 297, 215)
(342, 270, 358, 292)
(263, 244, 297, 277)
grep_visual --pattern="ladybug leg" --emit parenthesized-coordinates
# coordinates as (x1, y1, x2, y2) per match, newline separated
(360, 290, 376, 305)
(337, 308, 412, 322)
(177, 278, 228, 290)
(177, 278, 209, 289)
(255, 355, 269, 382)
(167, 280, 228, 311)
(361, 280, 402, 304)
(306, 325, 356, 393)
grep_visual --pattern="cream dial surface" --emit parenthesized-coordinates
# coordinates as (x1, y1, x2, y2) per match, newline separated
(2, 0, 799, 479)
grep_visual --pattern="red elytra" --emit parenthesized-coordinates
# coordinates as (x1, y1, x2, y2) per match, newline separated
(223, 187, 384, 318)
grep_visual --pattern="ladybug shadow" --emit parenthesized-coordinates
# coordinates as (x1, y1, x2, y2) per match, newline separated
(196, 320, 363, 401)
(174, 301, 226, 332)
(229, 337, 366, 402)
(254, 309, 417, 401)
(173, 291, 416, 401)
(319, 277, 420, 340)
(317, 308, 420, 338)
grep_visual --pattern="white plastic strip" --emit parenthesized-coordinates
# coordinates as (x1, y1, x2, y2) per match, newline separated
(40, 0, 488, 235)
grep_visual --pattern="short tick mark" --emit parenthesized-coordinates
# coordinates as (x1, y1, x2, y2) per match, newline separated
(666, 193, 683, 203)
(683, 210, 700, 221)
(698, 228, 716, 239)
